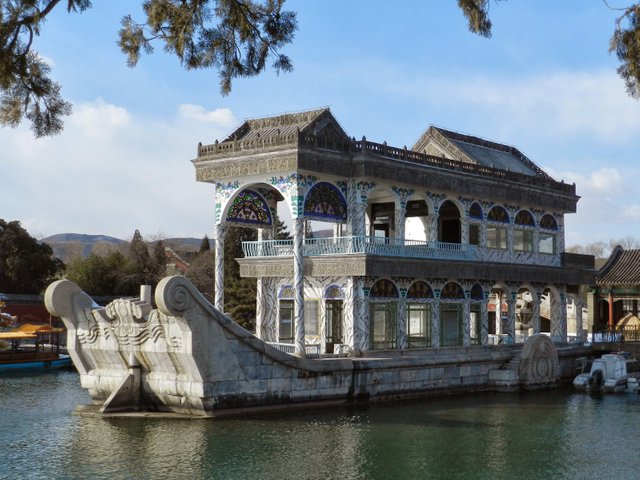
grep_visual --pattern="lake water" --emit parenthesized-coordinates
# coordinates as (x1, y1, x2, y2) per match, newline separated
(1, 370, 638, 480)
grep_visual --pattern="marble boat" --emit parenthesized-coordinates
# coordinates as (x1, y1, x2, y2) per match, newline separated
(43, 276, 573, 417)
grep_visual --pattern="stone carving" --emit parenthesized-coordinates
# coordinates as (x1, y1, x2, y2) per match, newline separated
(518, 335, 560, 389)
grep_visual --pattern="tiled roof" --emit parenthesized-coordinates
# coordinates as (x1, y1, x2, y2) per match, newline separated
(412, 126, 551, 179)
(223, 108, 347, 142)
(596, 246, 640, 286)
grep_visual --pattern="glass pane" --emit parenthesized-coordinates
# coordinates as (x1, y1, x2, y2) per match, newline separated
(278, 300, 293, 342)
(469, 224, 479, 245)
(304, 300, 319, 336)
(407, 303, 430, 348)
(539, 233, 555, 254)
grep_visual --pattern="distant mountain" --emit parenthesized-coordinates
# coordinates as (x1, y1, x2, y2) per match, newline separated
(41, 233, 211, 265)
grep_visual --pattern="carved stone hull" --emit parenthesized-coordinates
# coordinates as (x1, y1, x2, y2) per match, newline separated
(45, 277, 574, 417)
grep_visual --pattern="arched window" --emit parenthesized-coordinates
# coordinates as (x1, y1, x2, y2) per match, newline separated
(468, 202, 482, 245)
(303, 182, 347, 222)
(487, 206, 509, 250)
(539, 214, 558, 255)
(438, 200, 461, 244)
(539, 214, 558, 230)
(441, 282, 465, 300)
(469, 202, 483, 220)
(277, 285, 294, 343)
(514, 210, 535, 253)
(226, 189, 272, 226)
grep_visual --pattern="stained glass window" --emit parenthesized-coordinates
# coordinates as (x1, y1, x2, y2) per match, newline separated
(226, 189, 272, 226)
(515, 210, 535, 226)
(303, 182, 347, 221)
(440, 282, 465, 300)
(370, 279, 399, 298)
(279, 285, 294, 299)
(324, 285, 344, 299)
(407, 281, 434, 299)
(539, 214, 558, 230)
(469, 202, 483, 219)
(487, 206, 510, 223)
(470, 283, 484, 301)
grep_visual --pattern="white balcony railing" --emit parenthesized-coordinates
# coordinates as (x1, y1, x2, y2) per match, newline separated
(242, 236, 478, 261)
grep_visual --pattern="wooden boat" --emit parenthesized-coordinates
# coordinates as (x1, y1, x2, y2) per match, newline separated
(0, 323, 72, 372)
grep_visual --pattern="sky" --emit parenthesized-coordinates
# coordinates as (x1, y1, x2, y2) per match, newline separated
(2, 0, 639, 248)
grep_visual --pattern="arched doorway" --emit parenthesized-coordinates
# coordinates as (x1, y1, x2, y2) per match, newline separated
(438, 200, 461, 244)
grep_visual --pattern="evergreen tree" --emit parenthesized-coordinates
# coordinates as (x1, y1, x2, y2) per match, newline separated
(0, 0, 297, 136)
(151, 239, 166, 280)
(222, 225, 257, 330)
(128, 229, 154, 285)
(199, 234, 211, 253)
(186, 250, 215, 303)
(0, 219, 64, 293)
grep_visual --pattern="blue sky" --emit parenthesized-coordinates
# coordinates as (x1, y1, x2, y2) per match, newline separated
(2, 0, 639, 249)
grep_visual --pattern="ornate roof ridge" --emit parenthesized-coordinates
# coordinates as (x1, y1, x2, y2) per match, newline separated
(223, 108, 330, 142)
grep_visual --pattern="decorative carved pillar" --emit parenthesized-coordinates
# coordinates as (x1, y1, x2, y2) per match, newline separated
(506, 294, 516, 344)
(397, 294, 408, 350)
(507, 224, 515, 258)
(480, 300, 489, 346)
(571, 293, 584, 341)
(461, 217, 470, 245)
(343, 277, 355, 350)
(558, 291, 568, 342)
(431, 295, 441, 348)
(346, 179, 373, 237)
(394, 202, 407, 241)
(354, 279, 369, 354)
(256, 278, 277, 342)
(292, 216, 305, 357)
(427, 214, 438, 243)
(214, 223, 226, 312)
(463, 297, 471, 347)
(392, 187, 413, 241)
(532, 294, 542, 334)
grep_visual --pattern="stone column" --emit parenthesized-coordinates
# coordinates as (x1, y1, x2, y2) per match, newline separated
(394, 201, 407, 241)
(506, 295, 517, 344)
(507, 224, 515, 259)
(256, 277, 277, 342)
(214, 223, 226, 312)
(480, 301, 489, 346)
(532, 295, 542, 335)
(397, 296, 408, 350)
(572, 293, 584, 341)
(463, 298, 471, 347)
(558, 292, 568, 342)
(354, 279, 369, 354)
(431, 300, 441, 348)
(427, 214, 439, 243)
(461, 217, 470, 245)
(292, 216, 305, 357)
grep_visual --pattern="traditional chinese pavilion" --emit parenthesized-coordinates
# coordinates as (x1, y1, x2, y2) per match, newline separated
(192, 108, 595, 356)
(589, 246, 640, 329)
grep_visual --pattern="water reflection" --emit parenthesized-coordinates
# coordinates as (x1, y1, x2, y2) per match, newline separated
(3, 373, 640, 480)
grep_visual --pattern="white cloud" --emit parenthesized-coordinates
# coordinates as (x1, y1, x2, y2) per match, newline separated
(348, 63, 640, 145)
(624, 205, 640, 219)
(178, 104, 237, 127)
(2, 99, 234, 239)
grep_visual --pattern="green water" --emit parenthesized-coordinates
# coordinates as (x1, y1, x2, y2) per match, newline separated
(1, 371, 638, 480)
